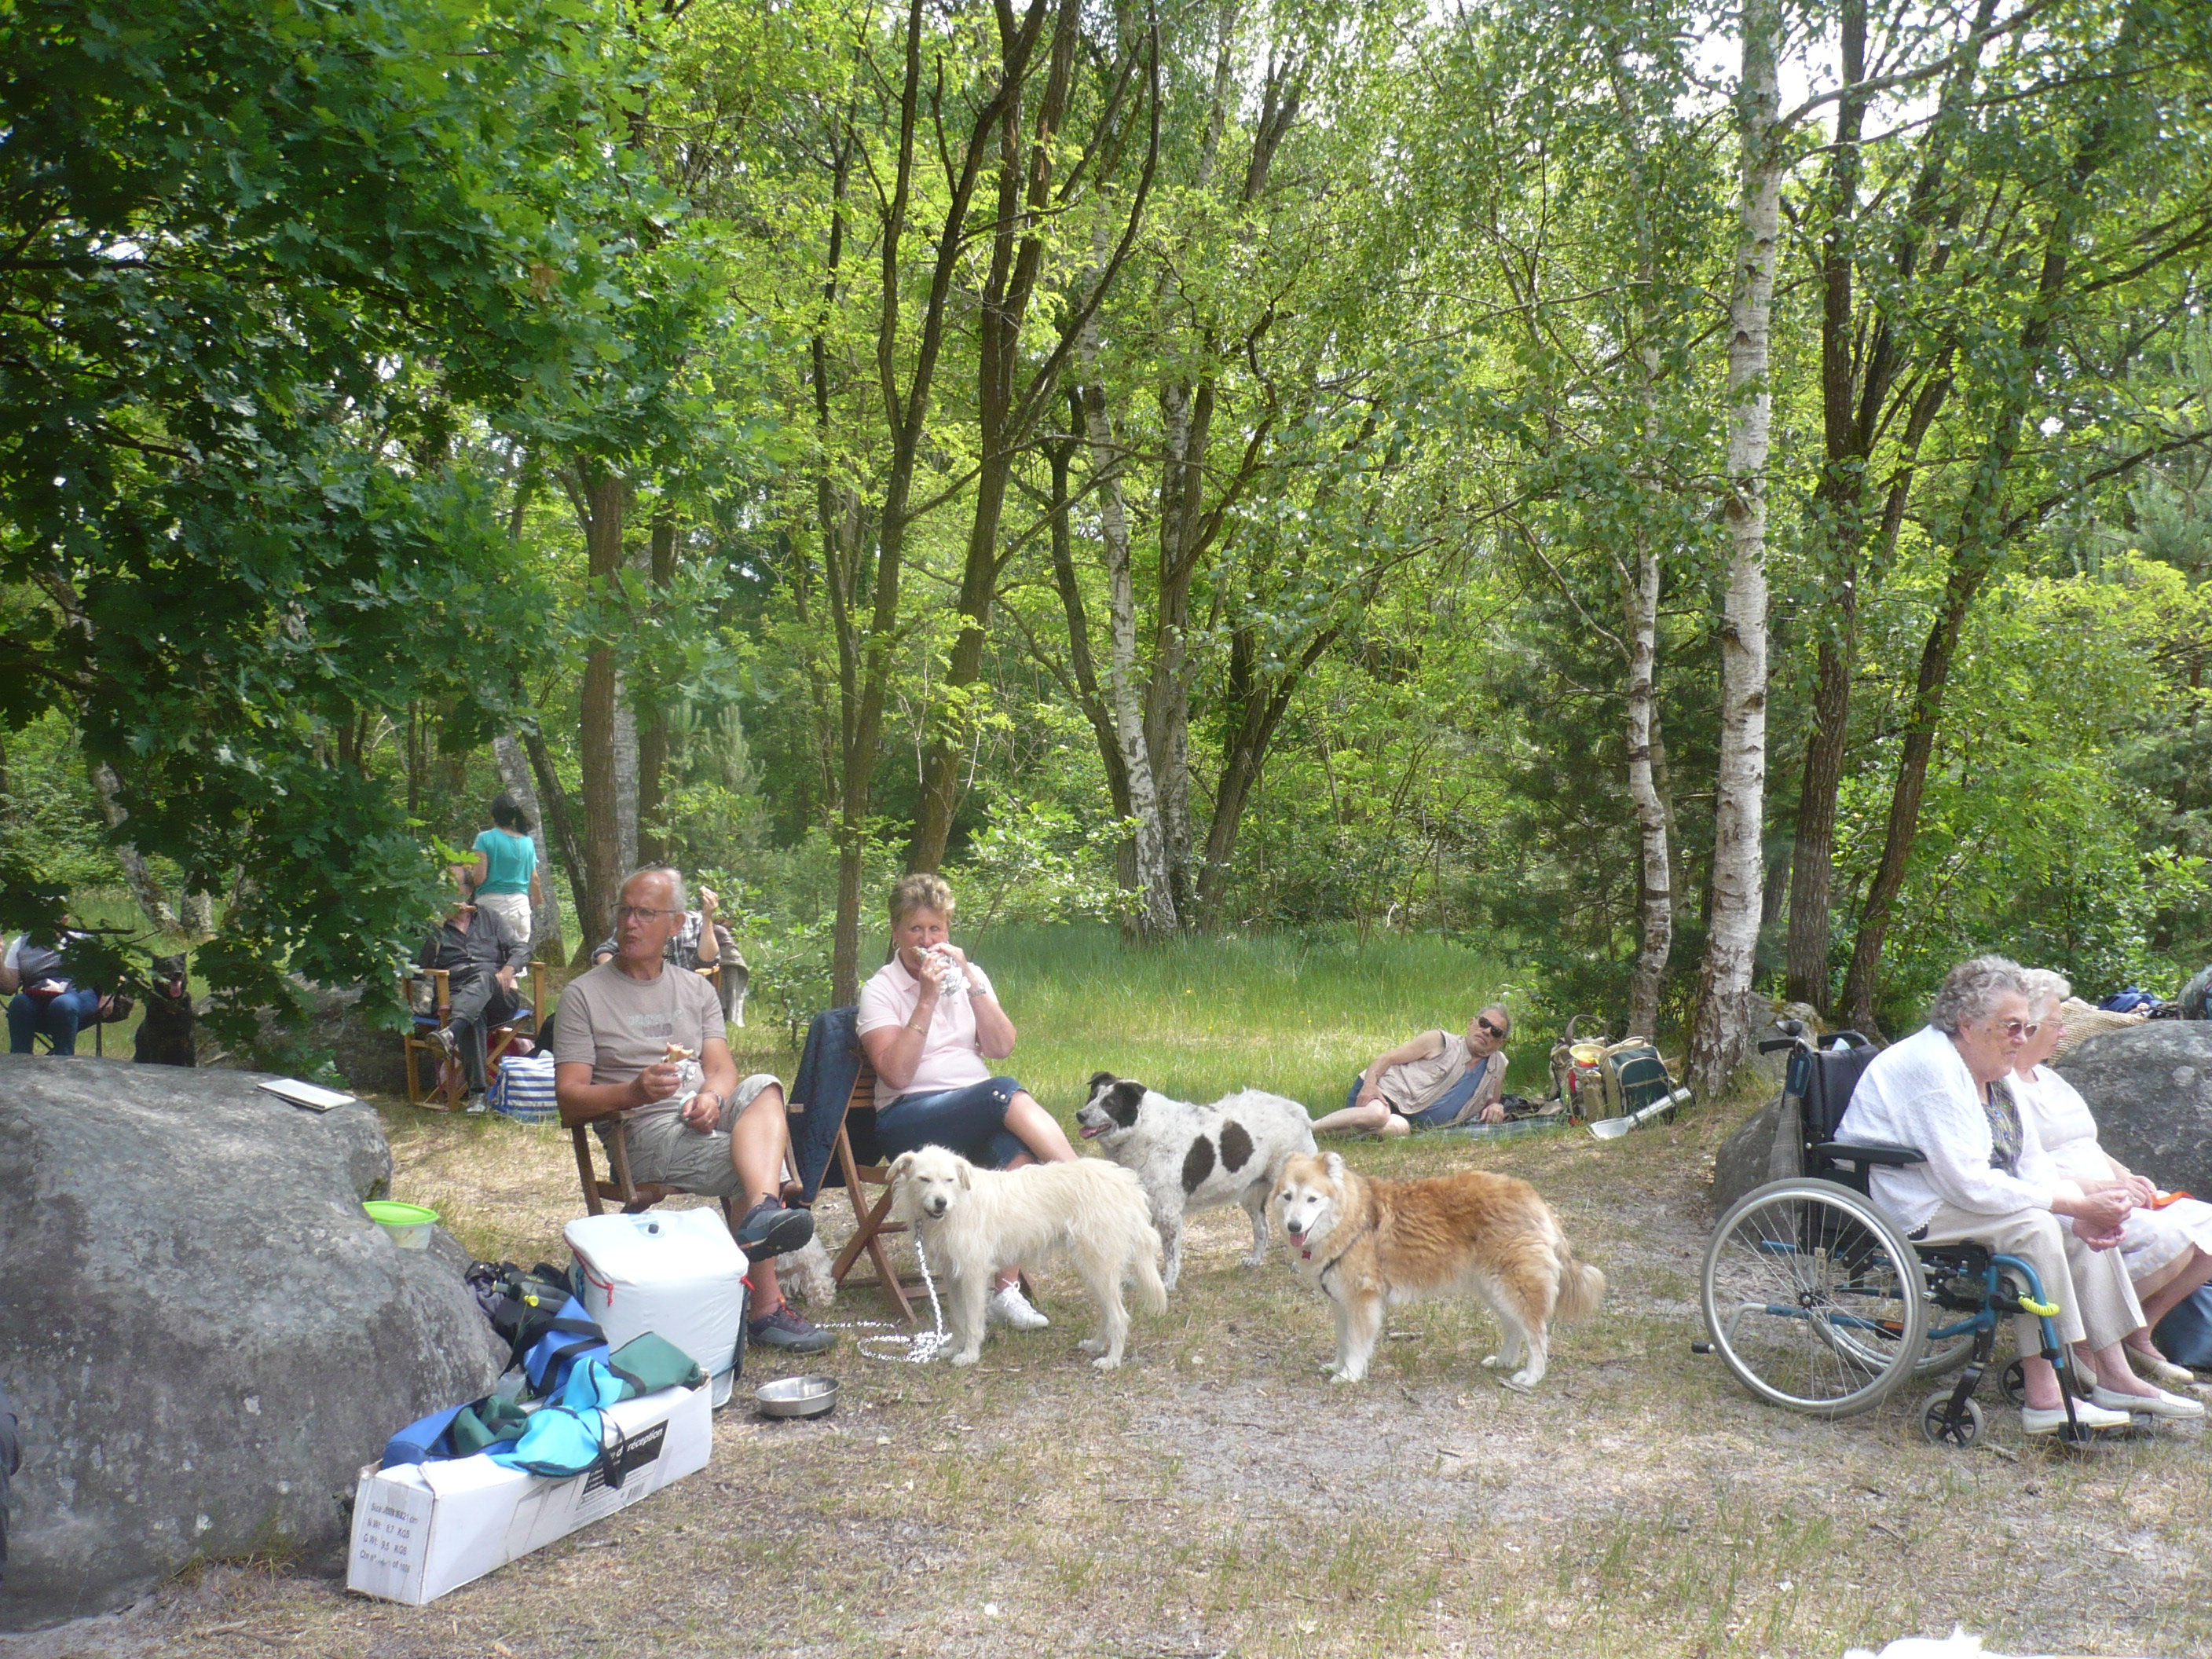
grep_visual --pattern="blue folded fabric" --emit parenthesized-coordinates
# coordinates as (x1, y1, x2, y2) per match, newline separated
(490, 1359, 629, 1481)
(522, 1295, 607, 1396)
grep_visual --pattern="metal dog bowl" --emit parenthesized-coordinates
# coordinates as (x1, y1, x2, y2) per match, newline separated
(755, 1375, 839, 1419)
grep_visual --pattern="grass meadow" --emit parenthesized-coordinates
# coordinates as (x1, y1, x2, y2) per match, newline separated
(36, 925, 2212, 1659)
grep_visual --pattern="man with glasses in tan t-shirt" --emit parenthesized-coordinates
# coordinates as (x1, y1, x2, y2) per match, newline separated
(555, 866, 833, 1354)
(1309, 1004, 1513, 1137)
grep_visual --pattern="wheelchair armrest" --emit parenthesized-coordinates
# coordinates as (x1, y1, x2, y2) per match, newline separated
(1814, 1140, 1925, 1168)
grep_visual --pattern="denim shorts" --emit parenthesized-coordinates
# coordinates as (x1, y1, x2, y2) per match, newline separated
(877, 1075, 1030, 1169)
(1342, 1071, 1479, 1130)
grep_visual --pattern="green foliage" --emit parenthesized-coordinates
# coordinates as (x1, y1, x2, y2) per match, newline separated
(0, 0, 690, 1056)
(1836, 558, 2212, 1022)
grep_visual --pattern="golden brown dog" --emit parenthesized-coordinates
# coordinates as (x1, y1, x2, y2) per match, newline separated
(1273, 1150, 1605, 1390)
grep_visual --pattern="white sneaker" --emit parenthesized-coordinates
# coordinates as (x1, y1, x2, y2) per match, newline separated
(987, 1284, 1049, 1329)
(2021, 1398, 2133, 1435)
(2090, 1385, 2206, 1420)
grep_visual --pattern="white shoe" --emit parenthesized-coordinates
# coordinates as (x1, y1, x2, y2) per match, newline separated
(2021, 1398, 2133, 1435)
(2128, 1347, 2199, 1389)
(2090, 1385, 2206, 1420)
(987, 1284, 1049, 1330)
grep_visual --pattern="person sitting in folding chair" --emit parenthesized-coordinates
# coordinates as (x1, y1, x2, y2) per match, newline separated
(855, 872, 1079, 1335)
(419, 870, 531, 1113)
(2, 928, 123, 1057)
(588, 882, 745, 1025)
(555, 866, 833, 1356)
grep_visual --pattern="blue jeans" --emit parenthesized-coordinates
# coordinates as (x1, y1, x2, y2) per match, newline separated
(1344, 1067, 1486, 1129)
(10, 987, 103, 1055)
(877, 1076, 1030, 1169)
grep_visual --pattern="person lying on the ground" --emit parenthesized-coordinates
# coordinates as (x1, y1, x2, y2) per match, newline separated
(1837, 954, 2200, 1434)
(589, 884, 745, 1023)
(855, 871, 1077, 1334)
(555, 865, 830, 1355)
(2014, 968, 2212, 1390)
(418, 870, 529, 1113)
(1306, 1005, 1513, 1137)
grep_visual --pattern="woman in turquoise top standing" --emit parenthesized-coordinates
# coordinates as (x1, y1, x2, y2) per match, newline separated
(469, 793, 541, 950)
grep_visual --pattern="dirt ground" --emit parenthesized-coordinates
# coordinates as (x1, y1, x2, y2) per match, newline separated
(8, 1092, 2208, 1659)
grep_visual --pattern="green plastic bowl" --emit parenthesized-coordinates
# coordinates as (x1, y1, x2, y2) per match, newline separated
(364, 1200, 439, 1250)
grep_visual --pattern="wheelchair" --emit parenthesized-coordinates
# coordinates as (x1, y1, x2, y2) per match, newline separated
(1696, 1031, 2086, 1447)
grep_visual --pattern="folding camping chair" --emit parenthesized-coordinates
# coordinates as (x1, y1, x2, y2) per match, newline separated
(569, 1109, 741, 1229)
(401, 962, 547, 1109)
(819, 1059, 925, 1324)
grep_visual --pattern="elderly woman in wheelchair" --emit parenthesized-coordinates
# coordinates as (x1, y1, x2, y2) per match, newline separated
(2012, 968, 2212, 1393)
(1700, 955, 2200, 1445)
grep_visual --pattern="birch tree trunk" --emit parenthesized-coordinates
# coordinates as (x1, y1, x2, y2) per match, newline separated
(1685, 0, 1782, 1100)
(636, 509, 676, 867)
(613, 687, 639, 877)
(1623, 515, 1672, 1041)
(88, 760, 178, 930)
(577, 467, 625, 939)
(1078, 314, 1177, 938)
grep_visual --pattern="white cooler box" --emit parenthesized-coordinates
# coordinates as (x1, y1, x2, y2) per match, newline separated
(566, 1209, 749, 1408)
(347, 1382, 710, 1606)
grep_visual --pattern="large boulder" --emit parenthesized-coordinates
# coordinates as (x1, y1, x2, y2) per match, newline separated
(1712, 1093, 1804, 1217)
(0, 1058, 504, 1630)
(200, 983, 412, 1097)
(2055, 1023, 2212, 1201)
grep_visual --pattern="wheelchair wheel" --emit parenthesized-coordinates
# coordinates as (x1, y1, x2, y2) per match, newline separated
(1918, 1390, 1983, 1449)
(1703, 1180, 1928, 1419)
(1914, 1328, 1979, 1381)
(1999, 1357, 2028, 1408)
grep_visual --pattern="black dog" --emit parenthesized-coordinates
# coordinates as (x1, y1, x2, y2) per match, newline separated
(134, 954, 197, 1067)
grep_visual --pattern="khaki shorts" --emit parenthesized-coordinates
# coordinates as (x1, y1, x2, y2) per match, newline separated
(608, 1072, 781, 1199)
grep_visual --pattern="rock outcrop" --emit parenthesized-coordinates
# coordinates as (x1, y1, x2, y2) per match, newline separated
(2054, 1023, 2212, 1202)
(0, 1058, 503, 1630)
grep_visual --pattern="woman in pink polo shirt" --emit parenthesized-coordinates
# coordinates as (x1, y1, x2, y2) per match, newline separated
(856, 873, 1078, 1330)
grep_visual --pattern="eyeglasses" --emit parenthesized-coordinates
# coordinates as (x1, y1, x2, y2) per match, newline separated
(1476, 1017, 1507, 1041)
(613, 905, 676, 924)
(1995, 1019, 2041, 1039)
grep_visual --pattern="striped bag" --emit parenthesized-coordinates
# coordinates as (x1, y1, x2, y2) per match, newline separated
(491, 1053, 559, 1123)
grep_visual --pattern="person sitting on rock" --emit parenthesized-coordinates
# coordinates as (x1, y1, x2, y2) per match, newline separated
(555, 866, 831, 1356)
(2012, 968, 2212, 1390)
(1306, 1004, 1513, 1137)
(418, 870, 530, 1113)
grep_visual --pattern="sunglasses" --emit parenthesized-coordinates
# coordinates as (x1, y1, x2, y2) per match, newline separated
(1476, 1016, 1507, 1041)
(1994, 1019, 2041, 1039)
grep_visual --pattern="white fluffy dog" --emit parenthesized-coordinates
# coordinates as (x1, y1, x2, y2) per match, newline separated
(887, 1147, 1167, 1369)
(1075, 1074, 1317, 1290)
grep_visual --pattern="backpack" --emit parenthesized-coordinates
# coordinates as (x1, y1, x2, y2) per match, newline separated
(1548, 1017, 1679, 1125)
(2152, 1284, 2212, 1372)
(465, 1260, 590, 1371)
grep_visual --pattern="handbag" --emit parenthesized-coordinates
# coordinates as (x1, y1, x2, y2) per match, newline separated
(2152, 1284, 2212, 1372)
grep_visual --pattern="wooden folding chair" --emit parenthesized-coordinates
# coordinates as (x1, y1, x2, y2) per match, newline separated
(401, 962, 546, 1109)
(569, 1110, 740, 1229)
(819, 1060, 926, 1324)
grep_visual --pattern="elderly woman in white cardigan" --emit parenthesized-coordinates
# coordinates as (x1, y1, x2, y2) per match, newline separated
(2012, 969, 2212, 1389)
(1836, 955, 2199, 1433)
